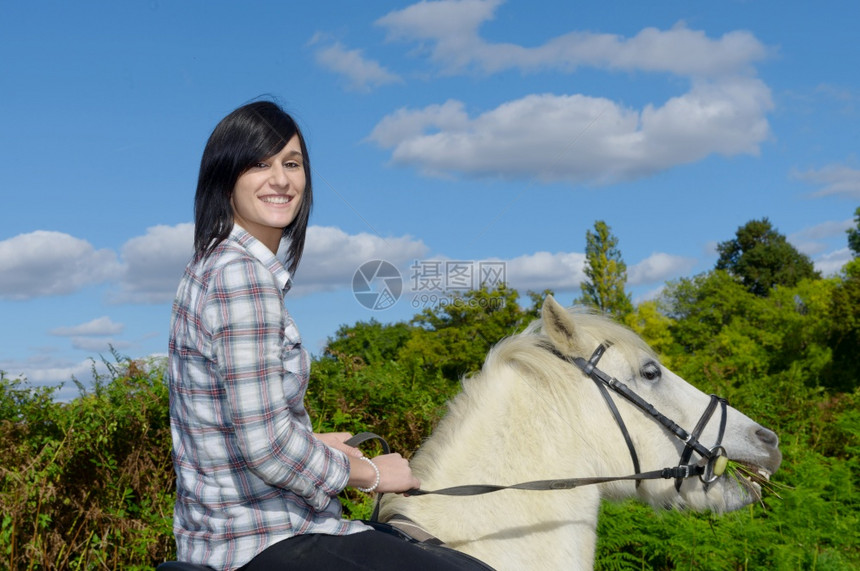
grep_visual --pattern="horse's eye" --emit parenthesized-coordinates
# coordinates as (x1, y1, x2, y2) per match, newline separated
(641, 362, 662, 382)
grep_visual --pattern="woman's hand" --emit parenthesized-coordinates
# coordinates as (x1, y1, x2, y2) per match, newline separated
(314, 432, 363, 458)
(347, 452, 421, 494)
(315, 431, 420, 493)
(370, 453, 421, 493)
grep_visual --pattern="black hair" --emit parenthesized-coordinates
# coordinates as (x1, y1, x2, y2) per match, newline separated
(193, 100, 313, 274)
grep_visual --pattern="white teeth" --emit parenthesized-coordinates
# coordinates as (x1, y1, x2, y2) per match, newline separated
(758, 469, 771, 481)
(262, 196, 291, 204)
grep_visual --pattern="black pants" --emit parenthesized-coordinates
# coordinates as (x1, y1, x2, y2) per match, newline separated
(240, 522, 494, 570)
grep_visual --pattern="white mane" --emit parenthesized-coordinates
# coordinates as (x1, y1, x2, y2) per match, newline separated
(420, 309, 652, 468)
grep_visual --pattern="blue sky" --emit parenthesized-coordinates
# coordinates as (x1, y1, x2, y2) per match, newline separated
(2, 0, 858, 401)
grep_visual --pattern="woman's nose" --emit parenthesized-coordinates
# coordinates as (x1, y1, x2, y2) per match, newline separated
(269, 165, 288, 187)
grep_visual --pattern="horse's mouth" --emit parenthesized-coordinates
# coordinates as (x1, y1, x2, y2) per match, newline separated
(725, 459, 773, 499)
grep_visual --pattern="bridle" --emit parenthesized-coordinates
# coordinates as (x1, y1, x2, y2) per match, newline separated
(350, 341, 729, 502)
(560, 341, 728, 491)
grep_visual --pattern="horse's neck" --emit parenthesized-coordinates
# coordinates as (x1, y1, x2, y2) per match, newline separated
(380, 363, 613, 570)
(413, 360, 625, 484)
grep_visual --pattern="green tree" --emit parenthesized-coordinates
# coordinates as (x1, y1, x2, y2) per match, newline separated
(848, 206, 860, 257)
(660, 270, 775, 397)
(622, 300, 675, 364)
(323, 319, 415, 367)
(660, 270, 837, 398)
(578, 220, 633, 317)
(715, 218, 819, 296)
(398, 285, 526, 380)
(826, 258, 860, 391)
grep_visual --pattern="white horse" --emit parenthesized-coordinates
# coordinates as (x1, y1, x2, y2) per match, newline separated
(378, 296, 781, 570)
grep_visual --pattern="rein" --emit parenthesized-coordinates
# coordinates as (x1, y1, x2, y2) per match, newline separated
(346, 341, 728, 505)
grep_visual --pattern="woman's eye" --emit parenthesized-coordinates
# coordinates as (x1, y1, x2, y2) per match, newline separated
(254, 162, 268, 169)
(285, 161, 301, 169)
(640, 362, 662, 381)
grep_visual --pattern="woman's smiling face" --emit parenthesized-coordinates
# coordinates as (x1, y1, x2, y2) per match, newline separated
(231, 134, 306, 253)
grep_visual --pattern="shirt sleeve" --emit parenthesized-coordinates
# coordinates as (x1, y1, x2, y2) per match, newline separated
(204, 256, 350, 510)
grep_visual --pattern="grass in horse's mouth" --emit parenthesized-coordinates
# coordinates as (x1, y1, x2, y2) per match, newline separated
(724, 459, 789, 505)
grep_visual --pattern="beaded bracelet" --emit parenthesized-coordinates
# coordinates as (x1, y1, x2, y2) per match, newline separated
(356, 456, 380, 493)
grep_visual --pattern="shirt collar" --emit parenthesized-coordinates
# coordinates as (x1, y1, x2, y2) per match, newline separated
(229, 224, 293, 292)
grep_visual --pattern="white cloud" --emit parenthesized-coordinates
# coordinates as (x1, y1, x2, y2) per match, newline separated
(793, 164, 860, 198)
(790, 219, 854, 241)
(702, 241, 720, 258)
(0, 231, 121, 300)
(0, 354, 105, 402)
(367, 100, 469, 148)
(789, 218, 854, 256)
(376, 0, 502, 73)
(0, 223, 703, 311)
(313, 40, 402, 92)
(0, 350, 168, 402)
(502, 251, 586, 292)
(369, 81, 772, 183)
(69, 337, 133, 353)
(814, 83, 858, 115)
(291, 226, 430, 296)
(111, 224, 429, 302)
(369, 2, 773, 183)
(50, 316, 125, 337)
(814, 247, 853, 276)
(112, 223, 194, 304)
(39, 223, 429, 303)
(469, 250, 696, 296)
(628, 252, 698, 285)
(377, 2, 769, 77)
(634, 284, 667, 305)
(378, 248, 697, 296)
(815, 83, 854, 102)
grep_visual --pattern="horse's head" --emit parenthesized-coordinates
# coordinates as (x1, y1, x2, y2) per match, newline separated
(539, 295, 781, 513)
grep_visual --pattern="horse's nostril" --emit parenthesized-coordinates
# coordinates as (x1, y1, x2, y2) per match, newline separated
(755, 427, 779, 447)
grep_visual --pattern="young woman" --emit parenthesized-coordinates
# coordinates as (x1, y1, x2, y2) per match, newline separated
(168, 100, 492, 570)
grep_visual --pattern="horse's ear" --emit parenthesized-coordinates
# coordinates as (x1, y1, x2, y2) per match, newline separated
(541, 295, 579, 354)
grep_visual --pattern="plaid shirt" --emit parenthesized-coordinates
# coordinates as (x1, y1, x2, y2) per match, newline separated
(168, 225, 368, 570)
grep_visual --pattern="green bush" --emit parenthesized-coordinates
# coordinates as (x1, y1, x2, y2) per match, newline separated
(0, 357, 175, 570)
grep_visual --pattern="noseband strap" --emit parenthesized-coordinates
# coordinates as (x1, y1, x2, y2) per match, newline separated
(675, 394, 727, 491)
